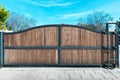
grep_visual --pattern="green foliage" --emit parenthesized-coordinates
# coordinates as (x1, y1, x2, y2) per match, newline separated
(79, 11, 113, 30)
(0, 23, 8, 30)
(0, 4, 9, 30)
(3, 23, 7, 30)
(9, 26, 13, 30)
(0, 24, 2, 30)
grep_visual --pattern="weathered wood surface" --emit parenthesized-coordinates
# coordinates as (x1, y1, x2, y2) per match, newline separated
(61, 27, 101, 46)
(4, 27, 58, 46)
(4, 25, 116, 65)
(4, 49, 57, 64)
(61, 50, 101, 64)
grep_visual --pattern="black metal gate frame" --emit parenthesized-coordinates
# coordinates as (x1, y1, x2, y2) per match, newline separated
(0, 24, 119, 67)
(106, 23, 119, 68)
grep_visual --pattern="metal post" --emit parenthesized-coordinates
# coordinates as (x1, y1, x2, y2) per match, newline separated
(101, 31, 103, 67)
(0, 32, 4, 67)
(106, 23, 110, 68)
(115, 25, 119, 67)
(58, 25, 62, 64)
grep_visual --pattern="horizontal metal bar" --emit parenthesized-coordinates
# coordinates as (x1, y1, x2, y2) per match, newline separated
(5, 46, 117, 50)
(61, 46, 102, 50)
(109, 59, 119, 60)
(4, 46, 103, 50)
(3, 64, 101, 67)
(102, 47, 117, 50)
(5, 46, 58, 49)
(3, 63, 116, 68)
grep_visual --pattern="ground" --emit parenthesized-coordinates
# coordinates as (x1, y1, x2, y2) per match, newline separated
(0, 67, 120, 80)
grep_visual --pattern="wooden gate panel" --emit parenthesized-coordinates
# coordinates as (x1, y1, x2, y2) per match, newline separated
(4, 49, 57, 64)
(61, 50, 101, 64)
(4, 27, 58, 46)
(61, 27, 101, 46)
(2, 24, 118, 67)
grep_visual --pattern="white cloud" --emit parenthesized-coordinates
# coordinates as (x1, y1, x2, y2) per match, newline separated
(62, 11, 92, 19)
(25, 0, 75, 7)
(96, 1, 120, 21)
(61, 1, 120, 20)
(24, 13, 31, 17)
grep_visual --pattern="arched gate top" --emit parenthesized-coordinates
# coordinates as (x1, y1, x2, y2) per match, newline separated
(4, 24, 102, 34)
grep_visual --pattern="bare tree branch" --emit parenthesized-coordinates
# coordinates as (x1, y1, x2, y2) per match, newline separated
(7, 12, 37, 31)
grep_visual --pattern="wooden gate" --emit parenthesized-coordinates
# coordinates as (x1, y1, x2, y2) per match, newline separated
(0, 24, 119, 67)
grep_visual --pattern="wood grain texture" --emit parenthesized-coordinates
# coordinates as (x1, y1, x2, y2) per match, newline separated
(61, 27, 102, 46)
(102, 50, 116, 64)
(4, 49, 57, 64)
(103, 34, 108, 47)
(61, 50, 101, 64)
(4, 25, 116, 65)
(4, 27, 58, 46)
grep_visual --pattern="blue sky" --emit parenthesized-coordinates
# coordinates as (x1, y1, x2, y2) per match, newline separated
(0, 0, 120, 26)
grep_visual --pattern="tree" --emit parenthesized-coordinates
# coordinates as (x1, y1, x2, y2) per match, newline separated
(78, 11, 113, 30)
(0, 4, 9, 30)
(7, 12, 37, 31)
